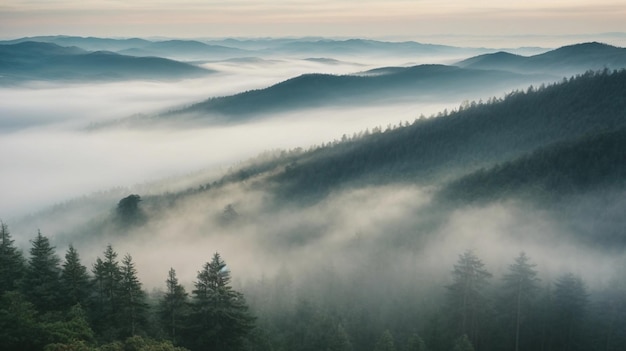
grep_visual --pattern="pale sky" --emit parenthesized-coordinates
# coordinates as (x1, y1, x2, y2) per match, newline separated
(1, 1, 625, 44)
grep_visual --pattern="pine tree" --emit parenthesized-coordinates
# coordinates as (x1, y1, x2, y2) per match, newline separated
(60, 245, 91, 308)
(187, 252, 255, 351)
(118, 253, 148, 337)
(500, 252, 540, 351)
(22, 230, 62, 312)
(446, 250, 492, 347)
(0, 221, 26, 293)
(159, 268, 188, 344)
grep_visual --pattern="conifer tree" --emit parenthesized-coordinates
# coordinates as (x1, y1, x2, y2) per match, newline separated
(60, 244, 91, 308)
(553, 273, 589, 351)
(0, 221, 26, 293)
(91, 244, 122, 339)
(22, 230, 62, 312)
(187, 252, 255, 351)
(118, 253, 147, 337)
(447, 250, 492, 347)
(374, 329, 396, 351)
(159, 267, 189, 344)
(501, 252, 540, 351)
(406, 332, 427, 351)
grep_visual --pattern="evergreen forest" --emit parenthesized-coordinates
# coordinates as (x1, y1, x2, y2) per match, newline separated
(2, 221, 625, 351)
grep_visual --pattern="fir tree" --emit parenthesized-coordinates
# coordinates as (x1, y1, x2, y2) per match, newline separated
(187, 252, 255, 351)
(159, 268, 189, 344)
(91, 244, 122, 340)
(60, 245, 91, 308)
(446, 250, 492, 347)
(500, 252, 539, 351)
(374, 329, 396, 351)
(118, 253, 148, 337)
(0, 221, 26, 293)
(22, 230, 62, 312)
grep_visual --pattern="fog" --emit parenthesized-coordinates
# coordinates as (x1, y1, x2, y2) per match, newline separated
(3, 50, 489, 219)
(3, 43, 623, 340)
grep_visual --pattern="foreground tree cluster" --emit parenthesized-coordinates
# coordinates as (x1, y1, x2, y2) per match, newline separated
(0, 222, 254, 351)
(2, 221, 625, 351)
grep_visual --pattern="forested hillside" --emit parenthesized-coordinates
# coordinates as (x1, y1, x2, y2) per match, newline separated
(4, 70, 626, 351)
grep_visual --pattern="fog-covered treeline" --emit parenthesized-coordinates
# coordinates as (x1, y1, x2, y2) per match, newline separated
(2, 222, 625, 351)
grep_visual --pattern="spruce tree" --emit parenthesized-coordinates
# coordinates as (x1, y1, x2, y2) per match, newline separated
(118, 253, 148, 337)
(553, 273, 589, 351)
(0, 221, 26, 293)
(159, 267, 188, 344)
(374, 329, 396, 351)
(446, 250, 492, 347)
(22, 230, 62, 312)
(500, 252, 539, 351)
(91, 244, 122, 340)
(187, 252, 255, 351)
(60, 245, 91, 308)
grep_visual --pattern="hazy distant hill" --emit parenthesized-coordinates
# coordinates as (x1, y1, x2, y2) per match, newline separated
(270, 38, 480, 56)
(117, 40, 250, 60)
(457, 42, 626, 75)
(0, 35, 152, 51)
(0, 41, 212, 83)
(167, 64, 550, 121)
(12, 69, 626, 255)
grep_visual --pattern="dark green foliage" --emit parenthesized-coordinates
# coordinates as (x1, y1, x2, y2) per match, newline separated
(159, 268, 188, 344)
(186, 252, 255, 351)
(91, 245, 123, 340)
(97, 336, 190, 351)
(0, 221, 26, 293)
(452, 334, 475, 351)
(270, 69, 626, 203)
(116, 194, 146, 227)
(553, 273, 589, 351)
(41, 304, 96, 348)
(438, 127, 626, 204)
(118, 254, 148, 337)
(23, 230, 63, 312)
(446, 251, 492, 347)
(0, 291, 43, 351)
(61, 245, 92, 308)
(499, 253, 540, 351)
(374, 330, 396, 351)
(406, 333, 427, 351)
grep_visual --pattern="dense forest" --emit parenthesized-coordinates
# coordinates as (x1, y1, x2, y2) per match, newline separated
(2, 222, 625, 351)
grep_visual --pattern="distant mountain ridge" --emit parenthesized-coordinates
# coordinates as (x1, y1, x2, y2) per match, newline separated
(457, 42, 626, 75)
(0, 41, 212, 83)
(163, 64, 550, 122)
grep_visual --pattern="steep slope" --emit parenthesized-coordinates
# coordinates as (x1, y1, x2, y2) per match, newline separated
(11, 70, 626, 255)
(437, 127, 626, 203)
(457, 42, 626, 75)
(0, 41, 212, 83)
(265, 70, 626, 201)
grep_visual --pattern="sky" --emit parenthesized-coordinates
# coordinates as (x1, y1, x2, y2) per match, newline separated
(1, 0, 625, 45)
